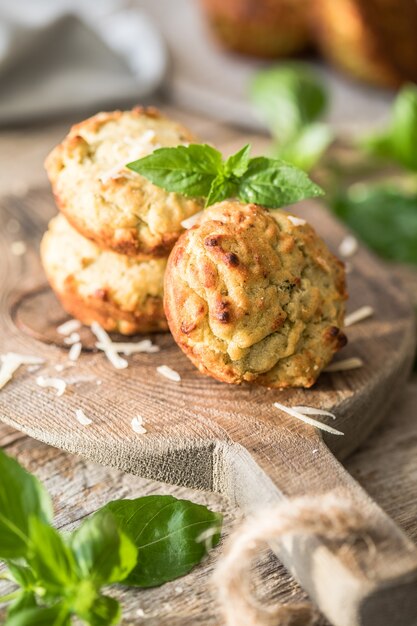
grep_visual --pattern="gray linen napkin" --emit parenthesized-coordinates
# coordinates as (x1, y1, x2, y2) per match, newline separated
(0, 0, 167, 124)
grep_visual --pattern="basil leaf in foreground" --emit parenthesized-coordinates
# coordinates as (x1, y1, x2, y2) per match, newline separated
(331, 185, 417, 265)
(4, 604, 71, 626)
(0, 450, 53, 559)
(27, 518, 77, 592)
(127, 144, 222, 197)
(70, 512, 137, 585)
(5, 592, 37, 621)
(238, 157, 324, 208)
(82, 594, 121, 626)
(96, 495, 223, 587)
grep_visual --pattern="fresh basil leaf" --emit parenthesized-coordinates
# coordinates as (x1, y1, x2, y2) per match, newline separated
(127, 144, 222, 197)
(4, 604, 70, 626)
(96, 495, 223, 587)
(238, 157, 324, 208)
(70, 512, 137, 586)
(224, 144, 251, 177)
(0, 450, 53, 559)
(250, 64, 328, 145)
(389, 84, 417, 171)
(6, 562, 36, 590)
(206, 176, 238, 207)
(361, 84, 417, 171)
(276, 123, 333, 172)
(82, 594, 121, 626)
(360, 132, 393, 161)
(27, 518, 77, 592)
(6, 592, 37, 620)
(331, 185, 417, 264)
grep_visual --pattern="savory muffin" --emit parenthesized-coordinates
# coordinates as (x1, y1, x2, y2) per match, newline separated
(45, 108, 203, 259)
(201, 0, 311, 58)
(164, 201, 346, 388)
(41, 215, 168, 335)
(312, 0, 417, 87)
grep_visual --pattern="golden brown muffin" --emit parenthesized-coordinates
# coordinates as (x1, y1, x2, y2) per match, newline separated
(45, 108, 203, 259)
(312, 0, 417, 88)
(41, 215, 168, 335)
(200, 0, 311, 58)
(164, 201, 347, 388)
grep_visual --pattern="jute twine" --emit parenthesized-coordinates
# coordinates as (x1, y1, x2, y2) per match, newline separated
(214, 494, 369, 626)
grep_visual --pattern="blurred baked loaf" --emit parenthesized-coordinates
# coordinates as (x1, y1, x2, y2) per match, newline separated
(164, 201, 346, 388)
(312, 0, 417, 87)
(45, 107, 203, 259)
(200, 0, 311, 58)
(41, 215, 168, 335)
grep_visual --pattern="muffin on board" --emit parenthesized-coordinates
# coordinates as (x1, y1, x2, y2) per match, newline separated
(41, 215, 168, 335)
(312, 0, 417, 87)
(164, 201, 346, 388)
(201, 0, 311, 58)
(45, 108, 203, 259)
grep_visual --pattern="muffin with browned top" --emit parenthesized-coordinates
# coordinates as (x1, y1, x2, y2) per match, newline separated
(312, 0, 417, 87)
(164, 201, 346, 388)
(41, 215, 168, 335)
(200, 0, 311, 58)
(45, 108, 203, 259)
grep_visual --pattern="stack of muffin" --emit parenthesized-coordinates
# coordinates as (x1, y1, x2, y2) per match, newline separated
(41, 107, 347, 389)
(41, 108, 203, 335)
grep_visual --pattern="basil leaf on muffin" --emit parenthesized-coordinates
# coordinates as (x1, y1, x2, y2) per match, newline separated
(127, 143, 324, 208)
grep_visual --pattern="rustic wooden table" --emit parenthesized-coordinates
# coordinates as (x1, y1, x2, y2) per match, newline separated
(1, 108, 417, 625)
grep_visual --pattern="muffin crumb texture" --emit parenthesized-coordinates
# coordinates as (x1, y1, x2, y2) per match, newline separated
(45, 108, 203, 259)
(41, 215, 168, 335)
(164, 201, 347, 388)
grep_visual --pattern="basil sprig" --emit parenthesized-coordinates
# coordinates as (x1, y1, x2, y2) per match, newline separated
(127, 143, 323, 207)
(0, 450, 222, 625)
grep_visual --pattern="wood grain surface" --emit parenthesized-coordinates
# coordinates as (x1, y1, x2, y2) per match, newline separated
(1, 384, 417, 626)
(1, 110, 417, 626)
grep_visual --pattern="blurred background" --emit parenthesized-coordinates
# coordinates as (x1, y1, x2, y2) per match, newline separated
(1, 0, 417, 280)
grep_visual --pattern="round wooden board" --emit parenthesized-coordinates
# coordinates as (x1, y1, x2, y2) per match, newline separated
(0, 189, 414, 483)
(3, 189, 417, 626)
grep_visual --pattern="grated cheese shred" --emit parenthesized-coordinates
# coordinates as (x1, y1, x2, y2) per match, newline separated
(131, 415, 147, 434)
(95, 339, 159, 355)
(181, 210, 204, 230)
(36, 375, 66, 397)
(63, 332, 81, 345)
(287, 215, 306, 226)
(156, 365, 181, 382)
(338, 235, 358, 258)
(273, 401, 344, 436)
(324, 357, 364, 372)
(57, 319, 81, 336)
(75, 409, 93, 426)
(68, 342, 82, 362)
(0, 353, 45, 391)
(344, 306, 374, 327)
(90, 322, 128, 369)
(11, 241, 27, 256)
(292, 406, 337, 420)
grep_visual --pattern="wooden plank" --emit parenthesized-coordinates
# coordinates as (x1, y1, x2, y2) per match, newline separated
(1, 383, 417, 626)
(1, 111, 417, 624)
